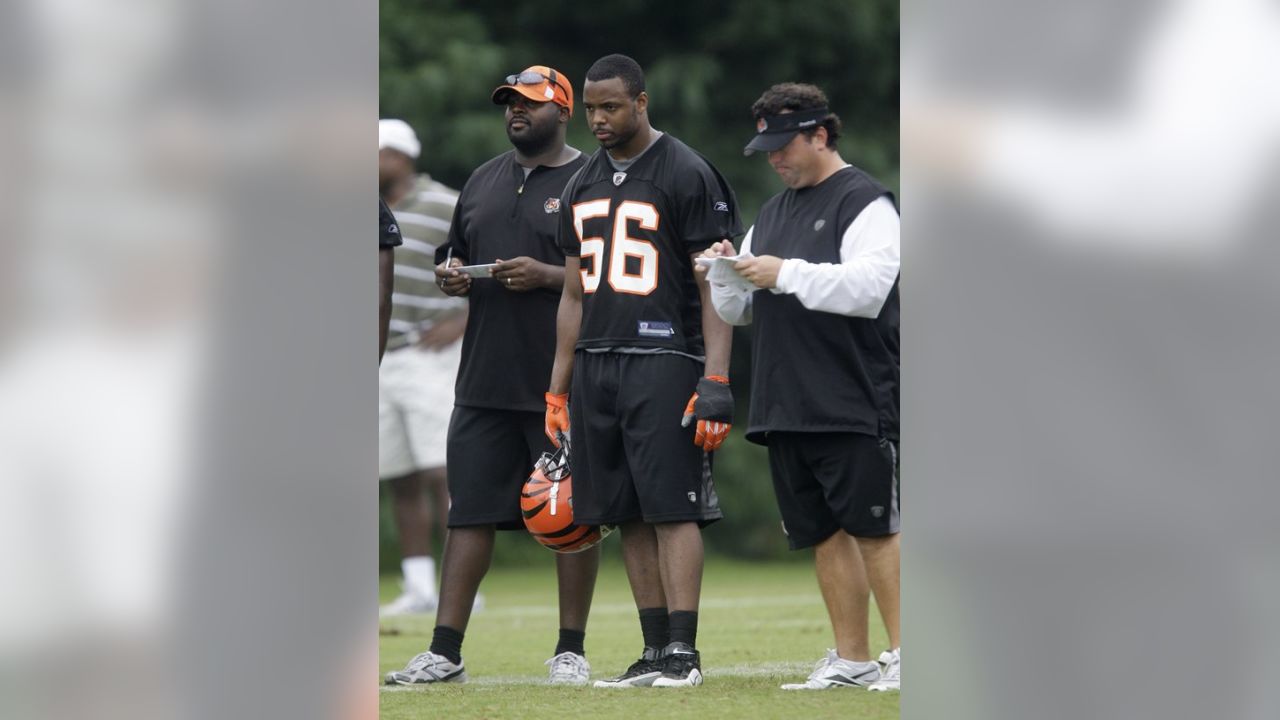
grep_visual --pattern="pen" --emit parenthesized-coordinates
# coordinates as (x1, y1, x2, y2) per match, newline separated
(446, 245, 453, 272)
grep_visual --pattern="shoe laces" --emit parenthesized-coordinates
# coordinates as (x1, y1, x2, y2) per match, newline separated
(406, 651, 448, 671)
(807, 649, 839, 680)
(623, 648, 662, 676)
(879, 649, 900, 679)
(547, 652, 587, 679)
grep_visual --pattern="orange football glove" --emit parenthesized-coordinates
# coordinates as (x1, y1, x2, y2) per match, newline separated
(681, 375, 733, 452)
(544, 392, 570, 447)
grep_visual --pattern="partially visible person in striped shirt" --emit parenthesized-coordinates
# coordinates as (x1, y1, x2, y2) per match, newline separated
(384, 185, 469, 352)
(378, 118, 468, 617)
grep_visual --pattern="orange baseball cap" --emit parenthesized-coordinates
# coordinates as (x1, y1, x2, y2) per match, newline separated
(491, 65, 574, 117)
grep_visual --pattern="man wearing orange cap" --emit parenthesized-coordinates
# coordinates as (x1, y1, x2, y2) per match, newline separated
(384, 66, 600, 687)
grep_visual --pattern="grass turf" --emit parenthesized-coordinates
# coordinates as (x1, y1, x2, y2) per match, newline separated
(379, 552, 899, 719)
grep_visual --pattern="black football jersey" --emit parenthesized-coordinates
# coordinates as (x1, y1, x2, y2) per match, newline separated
(558, 134, 742, 356)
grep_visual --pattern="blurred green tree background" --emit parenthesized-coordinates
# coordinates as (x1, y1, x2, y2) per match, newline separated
(380, 0, 899, 567)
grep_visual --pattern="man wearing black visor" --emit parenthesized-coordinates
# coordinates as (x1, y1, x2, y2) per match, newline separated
(698, 82, 902, 693)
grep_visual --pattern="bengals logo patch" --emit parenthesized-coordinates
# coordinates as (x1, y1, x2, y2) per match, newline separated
(544, 197, 561, 214)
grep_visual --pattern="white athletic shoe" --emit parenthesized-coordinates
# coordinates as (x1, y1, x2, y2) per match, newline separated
(868, 648, 900, 692)
(780, 649, 881, 690)
(378, 592, 437, 617)
(379, 592, 482, 618)
(546, 651, 591, 685)
(384, 651, 468, 685)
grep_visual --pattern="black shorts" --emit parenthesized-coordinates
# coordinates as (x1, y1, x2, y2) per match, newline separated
(767, 431, 899, 549)
(569, 351, 722, 526)
(446, 405, 551, 529)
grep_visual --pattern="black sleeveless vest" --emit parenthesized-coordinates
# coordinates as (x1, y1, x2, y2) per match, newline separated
(745, 166, 899, 444)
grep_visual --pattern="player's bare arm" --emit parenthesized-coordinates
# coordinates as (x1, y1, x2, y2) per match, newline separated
(545, 256, 583, 445)
(696, 250, 732, 378)
(379, 246, 394, 361)
(683, 248, 734, 451)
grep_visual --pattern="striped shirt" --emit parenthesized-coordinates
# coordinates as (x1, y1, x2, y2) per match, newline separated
(386, 175, 466, 351)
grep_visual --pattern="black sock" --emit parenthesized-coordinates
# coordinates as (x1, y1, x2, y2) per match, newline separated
(429, 625, 465, 665)
(555, 628, 586, 656)
(668, 610, 698, 648)
(638, 607, 670, 650)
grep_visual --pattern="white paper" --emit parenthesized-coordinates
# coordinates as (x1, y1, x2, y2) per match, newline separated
(695, 252, 757, 292)
(451, 263, 500, 278)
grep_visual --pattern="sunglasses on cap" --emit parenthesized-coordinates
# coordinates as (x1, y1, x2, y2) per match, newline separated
(492, 66, 573, 115)
(506, 69, 560, 89)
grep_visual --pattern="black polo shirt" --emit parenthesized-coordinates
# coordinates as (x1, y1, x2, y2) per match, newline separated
(435, 150, 587, 412)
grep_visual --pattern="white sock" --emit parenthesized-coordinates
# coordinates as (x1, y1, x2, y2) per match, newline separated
(402, 556, 437, 599)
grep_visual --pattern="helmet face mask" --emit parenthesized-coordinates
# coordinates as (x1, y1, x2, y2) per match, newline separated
(521, 438, 612, 553)
(536, 440, 571, 483)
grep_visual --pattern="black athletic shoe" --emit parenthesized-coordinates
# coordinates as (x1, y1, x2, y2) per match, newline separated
(651, 641, 702, 688)
(592, 647, 665, 688)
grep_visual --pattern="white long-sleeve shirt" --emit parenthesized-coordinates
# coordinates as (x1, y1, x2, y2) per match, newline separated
(710, 194, 901, 325)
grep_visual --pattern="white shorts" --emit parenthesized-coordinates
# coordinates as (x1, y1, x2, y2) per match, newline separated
(379, 340, 462, 479)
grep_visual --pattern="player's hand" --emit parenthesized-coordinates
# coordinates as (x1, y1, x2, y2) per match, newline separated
(493, 256, 550, 292)
(708, 239, 735, 257)
(418, 313, 466, 350)
(435, 258, 471, 296)
(681, 375, 733, 452)
(694, 240, 736, 279)
(545, 392, 570, 447)
(733, 255, 785, 289)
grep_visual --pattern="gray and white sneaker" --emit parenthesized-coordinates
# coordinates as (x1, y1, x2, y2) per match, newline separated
(593, 647, 664, 688)
(380, 592, 482, 617)
(384, 651, 468, 685)
(780, 649, 880, 690)
(546, 651, 591, 685)
(868, 648, 900, 692)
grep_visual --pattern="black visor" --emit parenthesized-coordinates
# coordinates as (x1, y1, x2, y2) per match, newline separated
(743, 107, 829, 156)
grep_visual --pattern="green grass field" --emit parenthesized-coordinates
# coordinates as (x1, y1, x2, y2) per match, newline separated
(379, 554, 899, 719)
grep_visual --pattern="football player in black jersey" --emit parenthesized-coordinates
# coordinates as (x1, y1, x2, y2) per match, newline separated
(384, 66, 601, 687)
(546, 54, 741, 688)
(700, 82, 901, 692)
